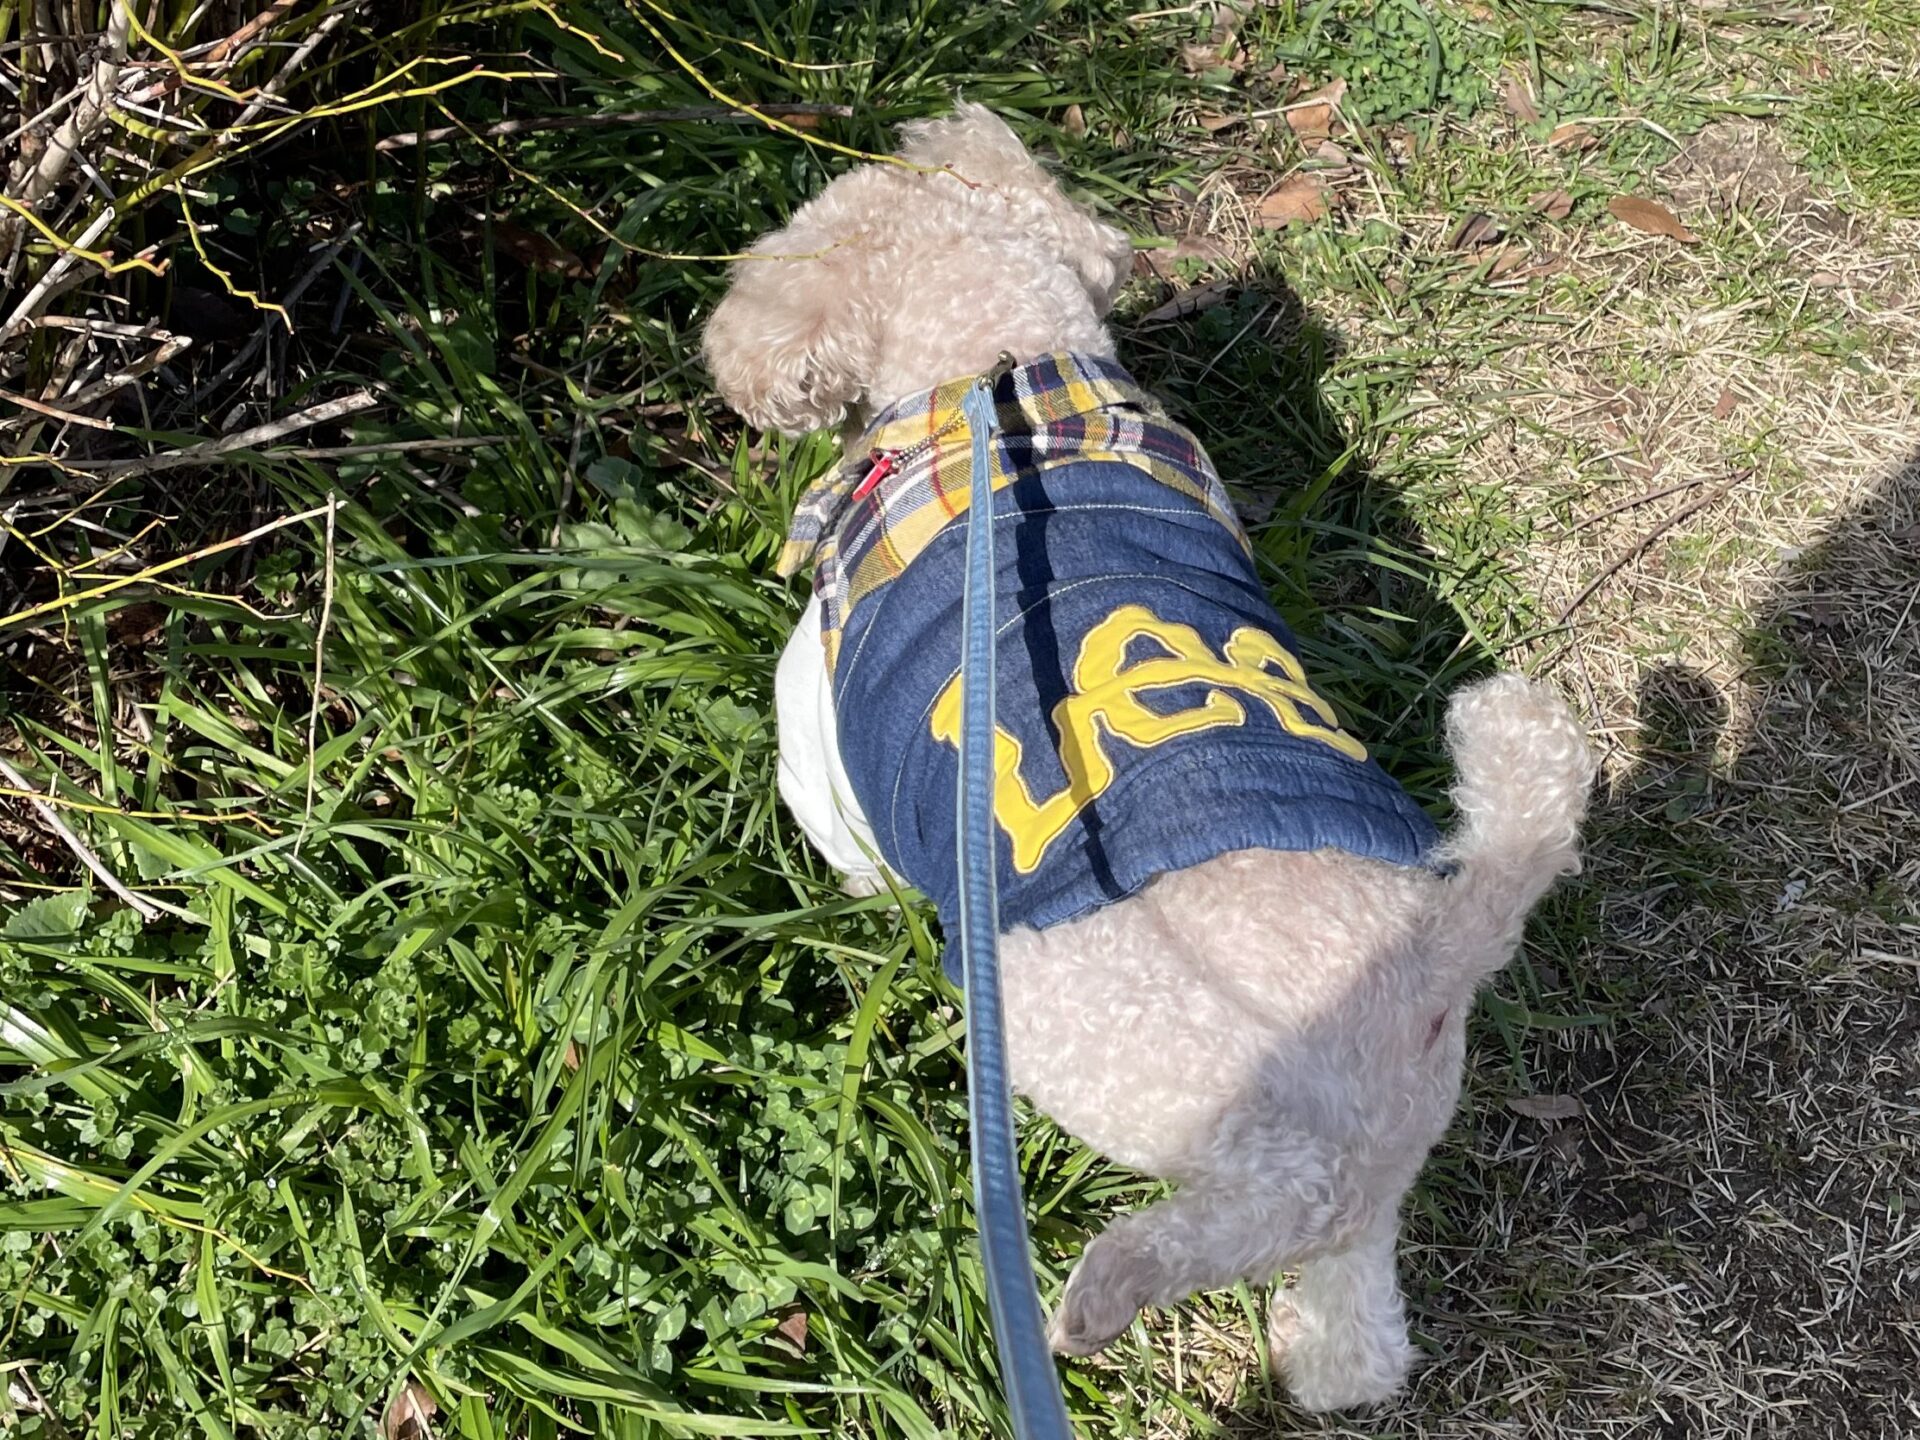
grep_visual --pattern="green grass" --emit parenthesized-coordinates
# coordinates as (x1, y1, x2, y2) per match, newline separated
(5, 1, 1918, 1437)
(1792, 75, 1920, 216)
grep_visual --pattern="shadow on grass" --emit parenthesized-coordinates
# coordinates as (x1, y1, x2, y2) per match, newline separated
(1118, 264, 1484, 809)
(1203, 443, 1920, 1435)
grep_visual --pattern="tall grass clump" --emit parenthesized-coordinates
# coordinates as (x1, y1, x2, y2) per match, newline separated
(1, 2, 1220, 1436)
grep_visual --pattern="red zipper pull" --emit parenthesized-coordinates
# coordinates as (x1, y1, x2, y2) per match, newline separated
(852, 451, 895, 501)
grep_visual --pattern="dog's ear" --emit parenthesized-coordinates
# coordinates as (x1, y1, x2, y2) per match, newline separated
(899, 101, 1134, 315)
(703, 172, 891, 436)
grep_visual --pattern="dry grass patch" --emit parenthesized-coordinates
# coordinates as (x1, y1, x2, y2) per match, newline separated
(1125, 66, 1920, 1440)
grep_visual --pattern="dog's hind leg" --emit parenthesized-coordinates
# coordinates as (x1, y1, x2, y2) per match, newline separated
(1267, 1211, 1414, 1411)
(1048, 1105, 1363, 1356)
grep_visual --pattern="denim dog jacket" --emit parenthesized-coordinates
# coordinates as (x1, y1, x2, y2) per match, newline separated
(780, 353, 1438, 977)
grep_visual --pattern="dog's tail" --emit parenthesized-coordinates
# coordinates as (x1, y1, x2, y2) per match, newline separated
(1425, 674, 1594, 989)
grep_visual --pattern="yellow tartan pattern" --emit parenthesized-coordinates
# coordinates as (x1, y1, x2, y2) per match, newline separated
(777, 353, 1246, 673)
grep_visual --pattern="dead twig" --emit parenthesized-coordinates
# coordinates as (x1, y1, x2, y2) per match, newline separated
(30, 315, 181, 340)
(205, 0, 303, 71)
(0, 387, 115, 430)
(227, 0, 363, 133)
(51, 336, 193, 415)
(0, 207, 115, 342)
(253, 434, 507, 461)
(1556, 469, 1749, 625)
(0, 435, 499, 512)
(46, 389, 381, 481)
(1567, 473, 1711, 531)
(375, 102, 856, 152)
(2, 3, 133, 251)
(0, 337, 192, 434)
(0, 499, 336, 631)
(0, 753, 167, 923)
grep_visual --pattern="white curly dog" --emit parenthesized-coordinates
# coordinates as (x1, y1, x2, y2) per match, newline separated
(703, 103, 1593, 1412)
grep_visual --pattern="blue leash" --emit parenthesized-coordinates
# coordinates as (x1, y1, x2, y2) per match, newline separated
(956, 366, 1076, 1440)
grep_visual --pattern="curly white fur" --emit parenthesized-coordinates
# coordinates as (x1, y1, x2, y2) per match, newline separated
(706, 104, 1596, 1412)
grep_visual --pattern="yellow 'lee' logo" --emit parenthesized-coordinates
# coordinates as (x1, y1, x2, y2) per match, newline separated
(930, 603, 1367, 874)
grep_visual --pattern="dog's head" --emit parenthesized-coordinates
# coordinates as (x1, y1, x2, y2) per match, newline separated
(702, 103, 1132, 435)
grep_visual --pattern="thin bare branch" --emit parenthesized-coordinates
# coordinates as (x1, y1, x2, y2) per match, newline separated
(0, 753, 167, 923)
(2, 3, 133, 247)
(1556, 470, 1749, 625)
(374, 102, 855, 152)
(48, 389, 381, 481)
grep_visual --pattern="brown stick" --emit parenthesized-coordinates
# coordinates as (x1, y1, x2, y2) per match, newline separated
(1567, 473, 1710, 531)
(0, 754, 167, 923)
(375, 103, 856, 152)
(1, 4, 133, 247)
(1555, 469, 1749, 625)
(205, 0, 303, 68)
(47, 389, 380, 480)
(0, 337, 193, 434)
(0, 386, 115, 430)
(30, 315, 183, 340)
(260, 434, 506, 461)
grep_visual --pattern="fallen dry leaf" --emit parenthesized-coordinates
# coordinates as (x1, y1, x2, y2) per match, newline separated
(382, 1380, 437, 1440)
(1181, 11, 1247, 77)
(1312, 140, 1349, 167)
(1502, 71, 1541, 124)
(1528, 187, 1575, 220)
(1181, 42, 1221, 73)
(1545, 1128, 1583, 1165)
(1712, 386, 1739, 420)
(1487, 246, 1530, 279)
(1140, 279, 1234, 324)
(492, 220, 587, 278)
(106, 602, 168, 647)
(1548, 121, 1597, 153)
(1607, 194, 1699, 244)
(1449, 211, 1502, 250)
(1255, 175, 1329, 227)
(1481, 247, 1563, 284)
(1507, 1094, 1586, 1121)
(774, 1308, 809, 1355)
(1807, 270, 1842, 288)
(1284, 78, 1346, 141)
(1061, 103, 1087, 137)
(1196, 111, 1243, 134)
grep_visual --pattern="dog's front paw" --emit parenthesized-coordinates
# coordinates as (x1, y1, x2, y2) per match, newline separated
(1049, 1235, 1154, 1356)
(1267, 1285, 1414, 1412)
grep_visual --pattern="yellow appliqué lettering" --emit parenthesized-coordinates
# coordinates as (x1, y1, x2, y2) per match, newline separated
(930, 603, 1367, 873)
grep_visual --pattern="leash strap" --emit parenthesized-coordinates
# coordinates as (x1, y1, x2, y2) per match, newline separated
(956, 368, 1076, 1440)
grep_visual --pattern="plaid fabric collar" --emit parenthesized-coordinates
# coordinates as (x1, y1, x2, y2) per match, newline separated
(778, 351, 1243, 670)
